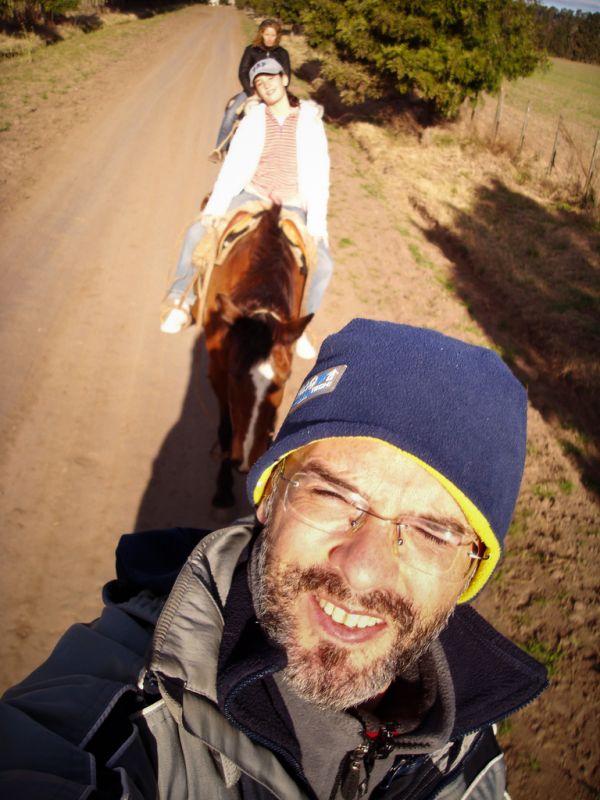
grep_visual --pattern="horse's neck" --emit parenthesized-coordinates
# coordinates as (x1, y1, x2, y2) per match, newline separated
(243, 240, 296, 307)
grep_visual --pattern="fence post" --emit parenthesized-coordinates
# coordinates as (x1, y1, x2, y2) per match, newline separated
(517, 101, 531, 159)
(548, 115, 562, 175)
(493, 87, 504, 143)
(582, 129, 599, 203)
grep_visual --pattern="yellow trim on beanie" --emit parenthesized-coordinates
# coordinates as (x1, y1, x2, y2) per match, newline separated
(389, 446, 500, 603)
(252, 436, 501, 603)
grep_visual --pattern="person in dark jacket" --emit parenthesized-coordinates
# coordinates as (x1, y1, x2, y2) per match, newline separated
(212, 18, 291, 156)
(0, 319, 548, 799)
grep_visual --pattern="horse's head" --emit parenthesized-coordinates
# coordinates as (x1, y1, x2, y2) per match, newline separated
(217, 293, 312, 471)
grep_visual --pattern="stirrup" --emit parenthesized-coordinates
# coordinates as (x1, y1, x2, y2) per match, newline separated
(208, 147, 224, 164)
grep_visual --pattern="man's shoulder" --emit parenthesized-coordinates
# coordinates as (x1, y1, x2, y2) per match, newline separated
(115, 520, 256, 598)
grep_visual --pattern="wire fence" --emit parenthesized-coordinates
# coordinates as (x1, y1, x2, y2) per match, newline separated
(466, 90, 600, 206)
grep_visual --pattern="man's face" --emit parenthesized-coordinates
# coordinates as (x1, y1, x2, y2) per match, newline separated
(255, 438, 475, 710)
(253, 72, 288, 106)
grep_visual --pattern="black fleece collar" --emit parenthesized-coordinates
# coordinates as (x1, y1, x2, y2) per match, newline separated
(439, 605, 548, 738)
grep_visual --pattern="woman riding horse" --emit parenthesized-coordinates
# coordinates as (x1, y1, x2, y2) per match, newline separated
(161, 57, 333, 360)
(211, 19, 291, 161)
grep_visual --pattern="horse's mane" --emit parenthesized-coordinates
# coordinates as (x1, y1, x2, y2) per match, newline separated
(232, 204, 296, 319)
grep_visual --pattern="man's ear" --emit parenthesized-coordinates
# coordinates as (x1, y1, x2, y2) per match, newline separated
(282, 73, 289, 88)
(256, 498, 268, 524)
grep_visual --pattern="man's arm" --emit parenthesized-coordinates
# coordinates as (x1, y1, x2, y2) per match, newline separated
(0, 593, 161, 799)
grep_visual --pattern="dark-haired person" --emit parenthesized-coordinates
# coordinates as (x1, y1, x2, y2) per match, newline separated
(0, 319, 548, 799)
(161, 58, 332, 359)
(212, 18, 291, 158)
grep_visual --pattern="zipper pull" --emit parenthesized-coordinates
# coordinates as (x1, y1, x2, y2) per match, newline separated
(341, 744, 370, 800)
(138, 667, 160, 696)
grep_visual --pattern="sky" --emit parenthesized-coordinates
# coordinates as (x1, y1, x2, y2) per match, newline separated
(538, 0, 600, 12)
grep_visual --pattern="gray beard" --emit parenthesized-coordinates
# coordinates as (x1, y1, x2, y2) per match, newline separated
(252, 527, 454, 712)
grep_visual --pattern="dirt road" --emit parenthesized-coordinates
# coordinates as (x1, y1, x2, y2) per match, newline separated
(0, 5, 254, 688)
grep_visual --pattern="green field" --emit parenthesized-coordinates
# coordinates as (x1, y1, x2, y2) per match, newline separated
(502, 57, 600, 130)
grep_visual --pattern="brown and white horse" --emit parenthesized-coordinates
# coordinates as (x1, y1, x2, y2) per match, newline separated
(203, 203, 312, 508)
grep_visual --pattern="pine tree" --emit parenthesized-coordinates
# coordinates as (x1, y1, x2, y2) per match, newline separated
(274, 0, 547, 117)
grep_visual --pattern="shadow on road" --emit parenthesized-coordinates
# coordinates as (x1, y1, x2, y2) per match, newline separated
(134, 332, 251, 533)
(414, 179, 600, 492)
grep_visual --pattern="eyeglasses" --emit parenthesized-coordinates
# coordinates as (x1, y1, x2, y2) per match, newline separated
(278, 470, 488, 578)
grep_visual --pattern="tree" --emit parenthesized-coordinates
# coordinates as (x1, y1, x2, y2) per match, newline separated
(1, 0, 79, 27)
(533, 5, 600, 63)
(273, 0, 547, 118)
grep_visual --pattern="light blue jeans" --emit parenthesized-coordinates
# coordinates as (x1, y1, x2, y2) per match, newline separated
(169, 191, 334, 315)
(215, 91, 248, 149)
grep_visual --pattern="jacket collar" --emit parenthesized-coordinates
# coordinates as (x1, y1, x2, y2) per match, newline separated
(440, 604, 548, 738)
(150, 523, 547, 759)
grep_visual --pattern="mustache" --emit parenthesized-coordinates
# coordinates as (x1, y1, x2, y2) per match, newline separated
(275, 564, 417, 628)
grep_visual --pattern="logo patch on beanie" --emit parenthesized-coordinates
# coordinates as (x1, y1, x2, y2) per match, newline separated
(291, 365, 347, 411)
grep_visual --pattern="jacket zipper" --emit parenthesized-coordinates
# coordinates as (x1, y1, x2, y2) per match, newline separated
(224, 668, 316, 799)
(341, 743, 371, 799)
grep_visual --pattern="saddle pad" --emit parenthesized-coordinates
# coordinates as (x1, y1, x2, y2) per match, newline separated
(214, 200, 266, 265)
(211, 203, 316, 305)
(279, 214, 316, 278)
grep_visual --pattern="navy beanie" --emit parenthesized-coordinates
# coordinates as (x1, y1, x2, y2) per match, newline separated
(247, 319, 527, 601)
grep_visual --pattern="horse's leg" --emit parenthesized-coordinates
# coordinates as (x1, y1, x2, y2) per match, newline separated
(212, 402, 235, 508)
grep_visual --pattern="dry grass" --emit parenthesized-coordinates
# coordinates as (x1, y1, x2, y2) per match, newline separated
(466, 58, 600, 202)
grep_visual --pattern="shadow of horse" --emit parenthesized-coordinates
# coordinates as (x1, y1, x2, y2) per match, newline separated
(134, 332, 251, 533)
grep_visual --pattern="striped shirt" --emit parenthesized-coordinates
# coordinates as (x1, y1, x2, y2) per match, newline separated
(247, 108, 300, 205)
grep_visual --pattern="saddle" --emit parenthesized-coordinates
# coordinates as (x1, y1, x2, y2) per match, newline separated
(190, 201, 317, 323)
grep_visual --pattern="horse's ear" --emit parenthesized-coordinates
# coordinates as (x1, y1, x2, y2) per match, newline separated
(217, 293, 243, 325)
(278, 313, 313, 345)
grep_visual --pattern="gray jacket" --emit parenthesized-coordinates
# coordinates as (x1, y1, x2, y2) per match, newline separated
(0, 521, 547, 799)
